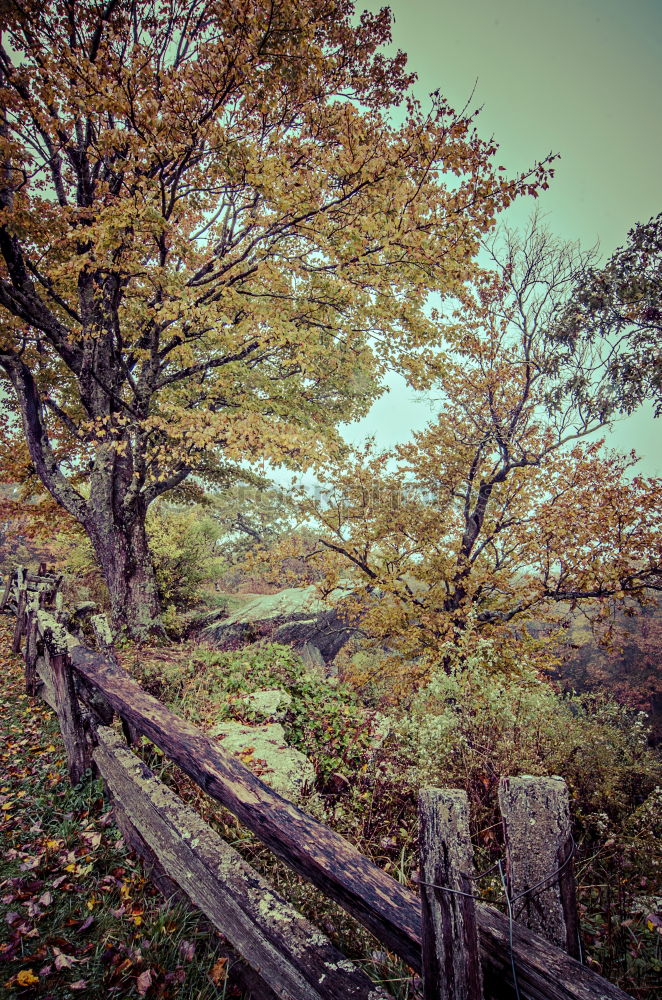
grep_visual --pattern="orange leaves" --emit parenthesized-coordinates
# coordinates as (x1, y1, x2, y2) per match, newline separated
(298, 220, 661, 665)
(16, 968, 40, 986)
(210, 956, 228, 984)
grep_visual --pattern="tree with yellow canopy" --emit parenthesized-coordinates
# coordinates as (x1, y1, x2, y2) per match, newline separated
(0, 0, 540, 636)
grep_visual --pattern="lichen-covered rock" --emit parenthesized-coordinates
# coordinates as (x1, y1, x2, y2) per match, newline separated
(210, 720, 316, 801)
(241, 688, 292, 722)
(297, 641, 327, 675)
(196, 585, 356, 661)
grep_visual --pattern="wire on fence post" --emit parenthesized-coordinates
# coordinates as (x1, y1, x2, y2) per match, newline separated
(499, 776, 581, 958)
(418, 788, 484, 1000)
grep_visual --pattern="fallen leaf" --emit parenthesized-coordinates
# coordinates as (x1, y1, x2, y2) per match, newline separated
(136, 968, 153, 994)
(210, 956, 228, 984)
(17, 969, 39, 986)
(53, 947, 75, 971)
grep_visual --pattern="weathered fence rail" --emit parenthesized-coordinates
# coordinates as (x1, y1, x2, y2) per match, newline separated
(1, 567, 633, 1000)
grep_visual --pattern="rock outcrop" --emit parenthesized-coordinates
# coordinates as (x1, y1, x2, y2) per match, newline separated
(241, 688, 293, 722)
(196, 584, 356, 662)
(209, 686, 315, 802)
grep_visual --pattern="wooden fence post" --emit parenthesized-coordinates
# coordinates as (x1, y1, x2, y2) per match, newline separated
(49, 574, 63, 609)
(418, 788, 484, 1000)
(0, 569, 14, 611)
(43, 623, 92, 785)
(24, 596, 40, 696)
(90, 614, 138, 744)
(11, 568, 27, 653)
(498, 775, 580, 958)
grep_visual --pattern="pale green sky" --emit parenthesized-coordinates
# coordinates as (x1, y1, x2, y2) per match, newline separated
(346, 0, 661, 473)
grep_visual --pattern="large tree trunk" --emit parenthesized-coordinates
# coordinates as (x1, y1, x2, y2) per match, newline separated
(2, 319, 180, 646)
(87, 508, 162, 641)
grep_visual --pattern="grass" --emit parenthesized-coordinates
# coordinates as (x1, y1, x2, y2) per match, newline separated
(0, 619, 237, 1000)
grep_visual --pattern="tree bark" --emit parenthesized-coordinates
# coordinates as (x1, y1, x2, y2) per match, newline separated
(87, 508, 162, 641)
(1, 352, 163, 641)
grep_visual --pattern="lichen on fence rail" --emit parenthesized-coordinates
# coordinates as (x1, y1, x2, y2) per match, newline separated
(94, 726, 389, 1000)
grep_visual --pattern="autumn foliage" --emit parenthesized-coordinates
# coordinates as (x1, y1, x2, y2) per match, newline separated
(289, 222, 661, 672)
(0, 0, 551, 636)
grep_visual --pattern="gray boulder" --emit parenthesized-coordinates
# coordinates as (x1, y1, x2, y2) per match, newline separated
(298, 641, 328, 675)
(241, 688, 292, 722)
(197, 584, 356, 661)
(210, 720, 316, 801)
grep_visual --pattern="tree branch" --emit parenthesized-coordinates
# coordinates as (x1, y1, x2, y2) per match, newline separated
(0, 350, 87, 521)
(143, 465, 193, 507)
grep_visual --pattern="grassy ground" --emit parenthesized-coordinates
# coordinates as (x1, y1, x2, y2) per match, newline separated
(0, 619, 236, 1000)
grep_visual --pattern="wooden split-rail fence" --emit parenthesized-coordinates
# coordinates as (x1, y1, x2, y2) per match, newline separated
(1, 566, 634, 1000)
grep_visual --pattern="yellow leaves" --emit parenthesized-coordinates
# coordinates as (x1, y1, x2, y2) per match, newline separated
(16, 969, 39, 987)
(1, 0, 552, 624)
(210, 957, 228, 984)
(63, 860, 93, 877)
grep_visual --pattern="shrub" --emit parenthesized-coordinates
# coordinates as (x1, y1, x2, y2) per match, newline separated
(147, 504, 227, 611)
(130, 641, 384, 790)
